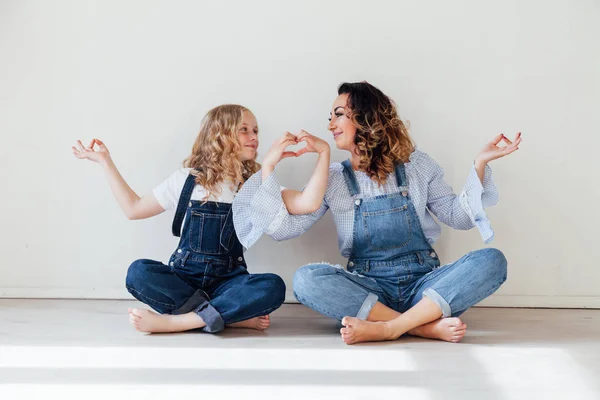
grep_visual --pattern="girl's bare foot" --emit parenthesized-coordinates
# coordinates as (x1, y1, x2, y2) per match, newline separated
(227, 315, 270, 331)
(408, 317, 467, 343)
(340, 316, 393, 345)
(128, 308, 206, 333)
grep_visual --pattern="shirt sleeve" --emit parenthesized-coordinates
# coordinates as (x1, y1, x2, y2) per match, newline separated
(152, 170, 184, 211)
(425, 155, 499, 244)
(232, 170, 329, 249)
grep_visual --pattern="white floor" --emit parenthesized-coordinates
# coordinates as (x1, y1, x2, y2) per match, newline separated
(1, 300, 599, 400)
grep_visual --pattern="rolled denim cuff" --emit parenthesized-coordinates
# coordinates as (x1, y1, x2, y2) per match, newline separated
(355, 292, 379, 320)
(172, 289, 209, 315)
(423, 288, 452, 317)
(195, 299, 225, 333)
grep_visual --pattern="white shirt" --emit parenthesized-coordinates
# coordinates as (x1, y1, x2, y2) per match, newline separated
(153, 168, 238, 210)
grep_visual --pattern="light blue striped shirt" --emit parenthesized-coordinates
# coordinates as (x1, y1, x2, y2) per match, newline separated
(233, 149, 498, 257)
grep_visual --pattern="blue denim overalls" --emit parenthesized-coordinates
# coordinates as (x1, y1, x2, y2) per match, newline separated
(126, 172, 286, 332)
(293, 160, 507, 321)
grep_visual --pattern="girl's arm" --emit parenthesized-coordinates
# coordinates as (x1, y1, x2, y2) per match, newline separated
(72, 139, 165, 220)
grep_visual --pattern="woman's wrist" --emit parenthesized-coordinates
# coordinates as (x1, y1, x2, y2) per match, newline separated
(318, 147, 331, 156)
(262, 165, 274, 181)
(474, 156, 488, 169)
(474, 157, 488, 184)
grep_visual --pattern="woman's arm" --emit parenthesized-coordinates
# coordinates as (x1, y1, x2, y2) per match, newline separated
(474, 132, 521, 182)
(281, 130, 331, 215)
(232, 131, 332, 249)
(426, 132, 521, 243)
(72, 139, 165, 220)
(233, 170, 330, 248)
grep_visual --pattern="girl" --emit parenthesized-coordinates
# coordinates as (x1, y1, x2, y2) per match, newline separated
(233, 82, 522, 344)
(72, 104, 329, 333)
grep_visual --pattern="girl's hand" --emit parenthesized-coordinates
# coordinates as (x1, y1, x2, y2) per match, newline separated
(295, 130, 330, 156)
(262, 132, 300, 170)
(72, 139, 111, 165)
(476, 132, 522, 165)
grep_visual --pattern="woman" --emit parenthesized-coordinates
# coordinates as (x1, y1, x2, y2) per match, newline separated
(233, 82, 521, 344)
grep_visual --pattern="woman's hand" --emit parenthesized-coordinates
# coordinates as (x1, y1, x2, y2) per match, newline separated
(72, 139, 111, 166)
(476, 132, 522, 165)
(295, 130, 330, 156)
(261, 132, 300, 172)
(474, 132, 522, 182)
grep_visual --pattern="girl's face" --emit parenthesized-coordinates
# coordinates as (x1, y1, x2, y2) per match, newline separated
(328, 93, 357, 152)
(238, 110, 259, 161)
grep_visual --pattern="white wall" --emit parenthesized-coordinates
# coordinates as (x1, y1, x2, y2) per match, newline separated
(1, 0, 598, 307)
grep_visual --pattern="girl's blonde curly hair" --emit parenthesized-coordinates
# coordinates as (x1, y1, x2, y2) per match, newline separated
(339, 82, 414, 185)
(184, 104, 260, 200)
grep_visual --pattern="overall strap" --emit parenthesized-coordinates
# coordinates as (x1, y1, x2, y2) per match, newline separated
(171, 172, 197, 237)
(341, 159, 360, 196)
(394, 163, 407, 188)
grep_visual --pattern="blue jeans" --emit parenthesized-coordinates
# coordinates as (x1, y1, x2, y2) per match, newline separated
(126, 257, 286, 332)
(293, 248, 507, 320)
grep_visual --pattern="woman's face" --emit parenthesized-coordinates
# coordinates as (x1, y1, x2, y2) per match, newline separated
(237, 110, 259, 161)
(328, 93, 357, 152)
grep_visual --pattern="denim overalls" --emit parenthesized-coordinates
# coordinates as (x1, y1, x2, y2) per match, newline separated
(293, 160, 507, 321)
(126, 172, 286, 333)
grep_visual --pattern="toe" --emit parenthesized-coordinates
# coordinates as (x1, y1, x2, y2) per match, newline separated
(130, 308, 144, 317)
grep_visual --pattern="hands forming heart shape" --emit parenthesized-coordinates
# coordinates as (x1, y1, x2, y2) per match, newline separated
(262, 130, 330, 170)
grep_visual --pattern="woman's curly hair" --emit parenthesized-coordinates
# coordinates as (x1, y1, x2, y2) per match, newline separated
(338, 82, 414, 185)
(183, 104, 260, 200)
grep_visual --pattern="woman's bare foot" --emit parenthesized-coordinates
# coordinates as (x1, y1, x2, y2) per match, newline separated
(340, 316, 393, 345)
(227, 315, 270, 331)
(128, 308, 206, 333)
(408, 317, 467, 343)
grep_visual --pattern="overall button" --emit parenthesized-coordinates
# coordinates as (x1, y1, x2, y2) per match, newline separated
(348, 261, 354, 267)
(430, 252, 437, 258)
(402, 191, 408, 197)
(169, 262, 174, 267)
(354, 199, 361, 206)
(188, 202, 192, 207)
(238, 256, 243, 262)
(177, 249, 182, 254)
